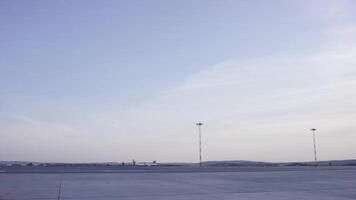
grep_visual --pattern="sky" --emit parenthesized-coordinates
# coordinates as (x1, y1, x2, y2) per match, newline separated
(1, 0, 356, 163)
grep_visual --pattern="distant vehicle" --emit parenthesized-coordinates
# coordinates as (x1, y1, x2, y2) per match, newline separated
(132, 160, 157, 166)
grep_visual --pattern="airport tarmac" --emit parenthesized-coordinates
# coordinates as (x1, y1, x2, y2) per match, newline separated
(1, 167, 356, 200)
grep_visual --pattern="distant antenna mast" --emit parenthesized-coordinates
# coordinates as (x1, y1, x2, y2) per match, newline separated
(196, 122, 204, 167)
(310, 128, 318, 166)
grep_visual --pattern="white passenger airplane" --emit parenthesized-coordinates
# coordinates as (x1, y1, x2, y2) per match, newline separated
(132, 160, 157, 166)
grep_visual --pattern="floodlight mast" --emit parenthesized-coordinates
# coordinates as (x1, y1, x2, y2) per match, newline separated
(310, 128, 318, 166)
(196, 122, 204, 167)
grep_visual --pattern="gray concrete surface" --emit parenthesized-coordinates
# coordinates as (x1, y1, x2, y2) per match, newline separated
(1, 168, 356, 199)
(2, 165, 356, 173)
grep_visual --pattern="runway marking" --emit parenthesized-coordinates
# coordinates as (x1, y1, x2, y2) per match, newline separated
(0, 188, 16, 200)
(57, 176, 62, 200)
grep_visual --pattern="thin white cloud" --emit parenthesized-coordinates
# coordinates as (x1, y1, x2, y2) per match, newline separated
(109, 1, 356, 161)
(1, 1, 356, 162)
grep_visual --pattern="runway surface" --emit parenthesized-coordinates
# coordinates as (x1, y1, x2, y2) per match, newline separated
(1, 167, 356, 199)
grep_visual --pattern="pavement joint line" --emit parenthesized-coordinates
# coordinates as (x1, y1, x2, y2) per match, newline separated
(57, 175, 62, 200)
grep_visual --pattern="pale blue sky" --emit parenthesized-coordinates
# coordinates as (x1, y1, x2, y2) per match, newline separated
(0, 0, 322, 106)
(1, 0, 356, 162)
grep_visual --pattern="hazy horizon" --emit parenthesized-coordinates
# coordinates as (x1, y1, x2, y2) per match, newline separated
(1, 0, 356, 163)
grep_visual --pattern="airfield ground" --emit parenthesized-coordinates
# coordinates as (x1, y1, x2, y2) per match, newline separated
(1, 166, 356, 200)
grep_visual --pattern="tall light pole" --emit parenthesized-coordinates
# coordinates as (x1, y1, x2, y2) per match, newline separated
(196, 122, 203, 167)
(310, 128, 318, 166)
